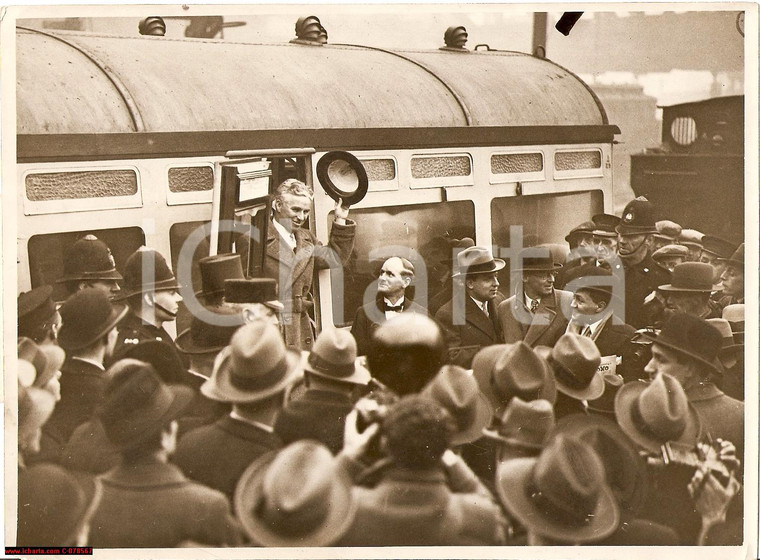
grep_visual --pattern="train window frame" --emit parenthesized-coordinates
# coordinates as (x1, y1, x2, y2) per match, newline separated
(22, 165, 143, 216)
(165, 163, 215, 206)
(358, 155, 399, 192)
(489, 150, 546, 184)
(409, 152, 474, 189)
(552, 148, 604, 180)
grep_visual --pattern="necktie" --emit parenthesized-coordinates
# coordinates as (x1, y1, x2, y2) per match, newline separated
(581, 325, 592, 337)
(530, 299, 539, 314)
(482, 302, 489, 318)
(385, 303, 403, 312)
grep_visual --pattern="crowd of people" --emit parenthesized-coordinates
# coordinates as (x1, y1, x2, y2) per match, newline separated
(15, 183, 746, 547)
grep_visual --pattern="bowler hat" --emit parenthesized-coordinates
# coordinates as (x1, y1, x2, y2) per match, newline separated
(225, 278, 284, 311)
(234, 441, 356, 547)
(654, 220, 682, 241)
(98, 359, 194, 450)
(658, 262, 721, 293)
(614, 373, 702, 453)
(701, 236, 737, 259)
(472, 342, 556, 417)
(57, 289, 127, 351)
(616, 197, 657, 235)
(586, 372, 625, 418)
(57, 235, 123, 283)
(202, 320, 303, 403)
(122, 340, 190, 386)
(591, 213, 620, 237)
(18, 464, 98, 546)
(641, 312, 723, 372)
(652, 244, 689, 262)
(496, 435, 619, 543)
(451, 246, 506, 277)
(678, 228, 704, 250)
(422, 365, 493, 445)
(483, 396, 554, 453)
(717, 243, 744, 267)
(552, 413, 648, 513)
(516, 247, 562, 272)
(305, 328, 370, 386)
(535, 334, 604, 401)
(18, 286, 57, 336)
(17, 337, 65, 390)
(196, 253, 245, 303)
(175, 304, 246, 355)
(564, 221, 595, 243)
(117, 247, 181, 299)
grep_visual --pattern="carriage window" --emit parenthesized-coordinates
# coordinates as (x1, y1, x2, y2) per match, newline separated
(491, 190, 604, 290)
(27, 227, 145, 302)
(553, 149, 603, 179)
(168, 166, 214, 193)
(329, 200, 475, 327)
(410, 154, 473, 188)
(169, 221, 211, 334)
(361, 157, 398, 192)
(490, 152, 544, 183)
(25, 169, 138, 201)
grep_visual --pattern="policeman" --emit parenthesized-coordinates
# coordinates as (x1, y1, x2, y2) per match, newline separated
(110, 247, 183, 363)
(56, 235, 123, 299)
(615, 197, 670, 328)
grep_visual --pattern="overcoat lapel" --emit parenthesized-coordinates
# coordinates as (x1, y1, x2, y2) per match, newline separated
(466, 297, 497, 340)
(523, 291, 559, 347)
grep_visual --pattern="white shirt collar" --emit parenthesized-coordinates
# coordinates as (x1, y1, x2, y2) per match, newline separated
(470, 296, 488, 314)
(71, 356, 105, 371)
(524, 293, 541, 310)
(229, 410, 274, 433)
(272, 219, 296, 251)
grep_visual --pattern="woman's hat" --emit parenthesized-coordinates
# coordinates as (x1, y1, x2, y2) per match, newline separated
(451, 246, 506, 277)
(640, 312, 723, 373)
(116, 247, 182, 299)
(57, 289, 127, 352)
(472, 343, 556, 417)
(17, 337, 65, 389)
(614, 373, 702, 453)
(535, 334, 604, 401)
(422, 365, 492, 445)
(201, 320, 303, 403)
(616, 197, 657, 235)
(496, 434, 619, 543)
(234, 441, 356, 547)
(483, 397, 554, 454)
(305, 328, 370, 386)
(657, 262, 721, 293)
(97, 359, 194, 450)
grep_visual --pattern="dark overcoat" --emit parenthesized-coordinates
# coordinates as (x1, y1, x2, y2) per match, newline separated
(434, 294, 505, 368)
(350, 296, 428, 357)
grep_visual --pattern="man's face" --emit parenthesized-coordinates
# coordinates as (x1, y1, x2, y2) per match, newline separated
(664, 291, 707, 317)
(152, 289, 183, 323)
(568, 232, 594, 251)
(657, 255, 685, 273)
(82, 279, 121, 299)
(644, 344, 695, 388)
(467, 273, 500, 302)
(700, 252, 726, 281)
(522, 270, 555, 299)
(719, 264, 744, 299)
(617, 233, 651, 262)
(273, 193, 312, 231)
(593, 235, 617, 262)
(377, 258, 411, 299)
(230, 302, 280, 328)
(570, 290, 604, 324)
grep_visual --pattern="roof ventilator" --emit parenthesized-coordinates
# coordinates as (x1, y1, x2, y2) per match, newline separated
(138, 17, 166, 37)
(440, 26, 468, 51)
(291, 16, 327, 45)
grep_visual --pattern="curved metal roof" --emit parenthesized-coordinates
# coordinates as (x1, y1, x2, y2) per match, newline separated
(17, 27, 607, 136)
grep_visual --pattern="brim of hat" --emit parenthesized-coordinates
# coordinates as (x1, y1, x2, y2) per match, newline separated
(452, 259, 506, 277)
(716, 258, 744, 268)
(33, 345, 66, 389)
(58, 304, 128, 352)
(616, 225, 658, 235)
(641, 333, 723, 373)
(113, 281, 183, 301)
(591, 230, 618, 238)
(496, 457, 620, 543)
(56, 270, 123, 283)
(306, 360, 372, 386)
(111, 384, 195, 450)
(234, 450, 356, 547)
(175, 328, 226, 356)
(201, 348, 303, 403)
(450, 391, 494, 446)
(482, 428, 545, 453)
(555, 371, 606, 401)
(516, 263, 563, 272)
(657, 283, 721, 293)
(613, 380, 702, 453)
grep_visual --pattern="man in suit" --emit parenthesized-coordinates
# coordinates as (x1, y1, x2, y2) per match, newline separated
(264, 178, 356, 350)
(498, 248, 572, 349)
(435, 246, 506, 368)
(351, 256, 427, 356)
(718, 244, 744, 306)
(172, 320, 302, 500)
(88, 360, 242, 547)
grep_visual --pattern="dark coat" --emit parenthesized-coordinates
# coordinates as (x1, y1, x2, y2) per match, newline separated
(110, 310, 179, 367)
(61, 419, 120, 475)
(350, 295, 428, 357)
(337, 467, 508, 546)
(435, 294, 505, 368)
(497, 289, 573, 348)
(88, 460, 243, 547)
(590, 315, 640, 383)
(597, 515, 680, 545)
(172, 415, 282, 500)
(686, 383, 745, 460)
(617, 254, 670, 328)
(274, 389, 353, 454)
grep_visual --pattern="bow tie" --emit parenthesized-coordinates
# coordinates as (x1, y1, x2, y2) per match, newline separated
(385, 303, 404, 312)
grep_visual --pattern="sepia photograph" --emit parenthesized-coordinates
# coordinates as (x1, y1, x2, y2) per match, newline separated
(2, 3, 757, 558)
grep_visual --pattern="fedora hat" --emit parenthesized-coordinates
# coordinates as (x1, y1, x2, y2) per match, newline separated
(57, 289, 127, 352)
(56, 235, 123, 283)
(234, 441, 356, 547)
(564, 221, 595, 243)
(722, 304, 744, 345)
(706, 318, 743, 363)
(196, 253, 245, 303)
(422, 365, 493, 445)
(536, 334, 604, 401)
(614, 373, 702, 453)
(658, 262, 721, 293)
(18, 285, 57, 336)
(98, 359, 193, 450)
(225, 278, 284, 311)
(18, 384, 57, 445)
(17, 337, 65, 390)
(443, 237, 475, 268)
(654, 220, 682, 242)
(202, 320, 303, 403)
(472, 343, 556, 417)
(562, 263, 616, 301)
(717, 243, 744, 267)
(305, 328, 370, 386)
(678, 228, 704, 250)
(652, 244, 689, 262)
(586, 372, 625, 418)
(175, 304, 247, 355)
(516, 247, 562, 272)
(483, 397, 554, 453)
(616, 197, 657, 235)
(591, 213, 620, 238)
(641, 312, 723, 373)
(552, 413, 648, 513)
(122, 340, 190, 386)
(701, 236, 737, 259)
(496, 434, 619, 543)
(451, 246, 505, 277)
(116, 247, 182, 299)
